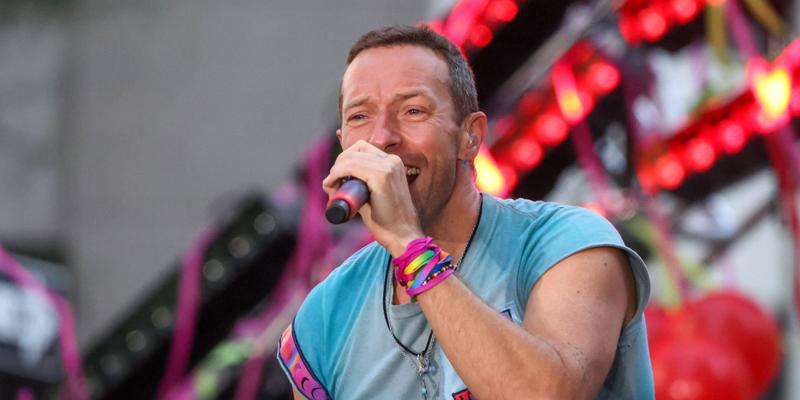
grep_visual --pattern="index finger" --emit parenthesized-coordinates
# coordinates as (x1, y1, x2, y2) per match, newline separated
(349, 140, 389, 158)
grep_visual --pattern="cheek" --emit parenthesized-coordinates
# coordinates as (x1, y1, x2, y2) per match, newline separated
(340, 129, 368, 148)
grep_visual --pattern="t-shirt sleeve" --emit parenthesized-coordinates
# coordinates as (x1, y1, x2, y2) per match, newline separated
(276, 284, 332, 400)
(515, 205, 650, 319)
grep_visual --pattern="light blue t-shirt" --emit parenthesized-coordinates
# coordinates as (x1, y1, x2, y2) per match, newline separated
(278, 194, 653, 399)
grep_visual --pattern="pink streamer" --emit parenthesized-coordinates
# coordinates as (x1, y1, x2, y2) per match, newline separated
(156, 226, 218, 399)
(618, 65, 691, 298)
(571, 121, 616, 213)
(642, 196, 691, 297)
(775, 126, 800, 184)
(0, 246, 87, 400)
(724, 0, 760, 59)
(15, 387, 34, 400)
(690, 41, 709, 88)
(763, 126, 800, 319)
(234, 136, 334, 400)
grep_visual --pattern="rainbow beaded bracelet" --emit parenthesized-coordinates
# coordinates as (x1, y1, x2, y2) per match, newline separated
(392, 237, 455, 301)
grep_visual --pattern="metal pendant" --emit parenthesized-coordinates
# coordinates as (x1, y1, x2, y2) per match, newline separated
(416, 353, 428, 376)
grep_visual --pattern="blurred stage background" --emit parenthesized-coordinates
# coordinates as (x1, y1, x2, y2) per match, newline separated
(1, 0, 799, 399)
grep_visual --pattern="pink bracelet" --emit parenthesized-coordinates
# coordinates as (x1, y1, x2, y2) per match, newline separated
(407, 267, 455, 298)
(392, 238, 455, 300)
(392, 237, 434, 268)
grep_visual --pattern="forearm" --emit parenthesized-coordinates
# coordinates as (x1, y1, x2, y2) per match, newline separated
(417, 276, 585, 400)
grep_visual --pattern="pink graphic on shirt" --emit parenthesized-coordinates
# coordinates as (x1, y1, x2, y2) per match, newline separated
(278, 323, 330, 400)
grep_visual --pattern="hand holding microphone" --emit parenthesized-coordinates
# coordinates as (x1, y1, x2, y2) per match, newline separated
(321, 140, 424, 255)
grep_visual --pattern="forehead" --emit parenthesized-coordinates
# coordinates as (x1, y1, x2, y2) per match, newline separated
(341, 45, 451, 103)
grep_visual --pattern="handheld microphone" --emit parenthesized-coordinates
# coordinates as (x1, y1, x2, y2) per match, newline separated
(325, 177, 369, 224)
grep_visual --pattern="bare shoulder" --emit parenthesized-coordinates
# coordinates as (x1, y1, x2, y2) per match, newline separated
(522, 246, 637, 396)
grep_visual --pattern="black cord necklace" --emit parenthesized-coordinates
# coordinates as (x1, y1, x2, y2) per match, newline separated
(381, 195, 483, 383)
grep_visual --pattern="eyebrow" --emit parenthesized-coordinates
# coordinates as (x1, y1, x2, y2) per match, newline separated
(393, 89, 432, 103)
(342, 89, 434, 113)
(343, 96, 369, 113)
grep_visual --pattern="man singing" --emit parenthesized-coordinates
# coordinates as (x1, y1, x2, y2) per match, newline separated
(277, 25, 653, 399)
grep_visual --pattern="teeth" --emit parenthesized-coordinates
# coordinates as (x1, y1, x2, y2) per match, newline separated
(405, 167, 420, 176)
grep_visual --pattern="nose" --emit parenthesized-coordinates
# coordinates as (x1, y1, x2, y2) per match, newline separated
(369, 112, 401, 152)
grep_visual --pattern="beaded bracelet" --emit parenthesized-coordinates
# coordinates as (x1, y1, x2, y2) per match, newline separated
(392, 237, 455, 301)
(407, 253, 454, 300)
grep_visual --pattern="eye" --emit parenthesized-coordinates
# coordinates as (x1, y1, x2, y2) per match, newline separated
(405, 107, 427, 117)
(347, 113, 367, 122)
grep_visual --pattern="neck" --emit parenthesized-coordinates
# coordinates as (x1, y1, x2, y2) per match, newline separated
(422, 181, 481, 260)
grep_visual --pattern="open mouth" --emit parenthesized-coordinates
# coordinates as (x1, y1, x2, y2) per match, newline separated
(405, 166, 420, 185)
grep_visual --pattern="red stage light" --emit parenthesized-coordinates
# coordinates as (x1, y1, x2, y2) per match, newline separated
(445, 0, 483, 47)
(791, 91, 800, 115)
(519, 91, 544, 116)
(493, 116, 517, 139)
(424, 19, 445, 34)
(731, 102, 761, 134)
(511, 138, 543, 169)
(469, 23, 494, 48)
(748, 57, 792, 130)
(637, 166, 659, 194)
(586, 61, 620, 95)
(498, 162, 518, 195)
(639, 8, 668, 42)
(685, 137, 716, 172)
(619, 15, 641, 44)
(557, 89, 585, 121)
(552, 62, 590, 123)
(655, 154, 686, 189)
(777, 37, 800, 67)
(446, 16, 471, 46)
(717, 120, 747, 154)
(670, 0, 699, 23)
(533, 112, 569, 146)
(486, 0, 518, 22)
(566, 41, 594, 64)
(475, 145, 514, 197)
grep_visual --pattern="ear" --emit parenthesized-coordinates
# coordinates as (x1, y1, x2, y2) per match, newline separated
(458, 111, 488, 161)
(336, 128, 344, 148)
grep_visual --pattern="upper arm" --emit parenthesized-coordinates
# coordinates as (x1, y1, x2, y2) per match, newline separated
(522, 246, 637, 398)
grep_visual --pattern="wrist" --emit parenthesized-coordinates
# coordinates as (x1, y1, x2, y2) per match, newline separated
(388, 230, 425, 258)
(391, 238, 455, 302)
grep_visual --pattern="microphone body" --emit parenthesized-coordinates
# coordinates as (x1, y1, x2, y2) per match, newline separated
(325, 178, 369, 224)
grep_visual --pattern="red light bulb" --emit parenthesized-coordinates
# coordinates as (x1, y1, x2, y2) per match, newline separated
(655, 153, 686, 189)
(486, 0, 518, 23)
(586, 61, 620, 95)
(511, 138, 544, 170)
(639, 7, 668, 42)
(619, 15, 641, 44)
(493, 116, 517, 140)
(533, 112, 569, 146)
(717, 120, 747, 154)
(670, 0, 699, 24)
(469, 23, 493, 48)
(685, 138, 716, 172)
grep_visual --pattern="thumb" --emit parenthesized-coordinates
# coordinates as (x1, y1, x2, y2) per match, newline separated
(358, 202, 373, 224)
